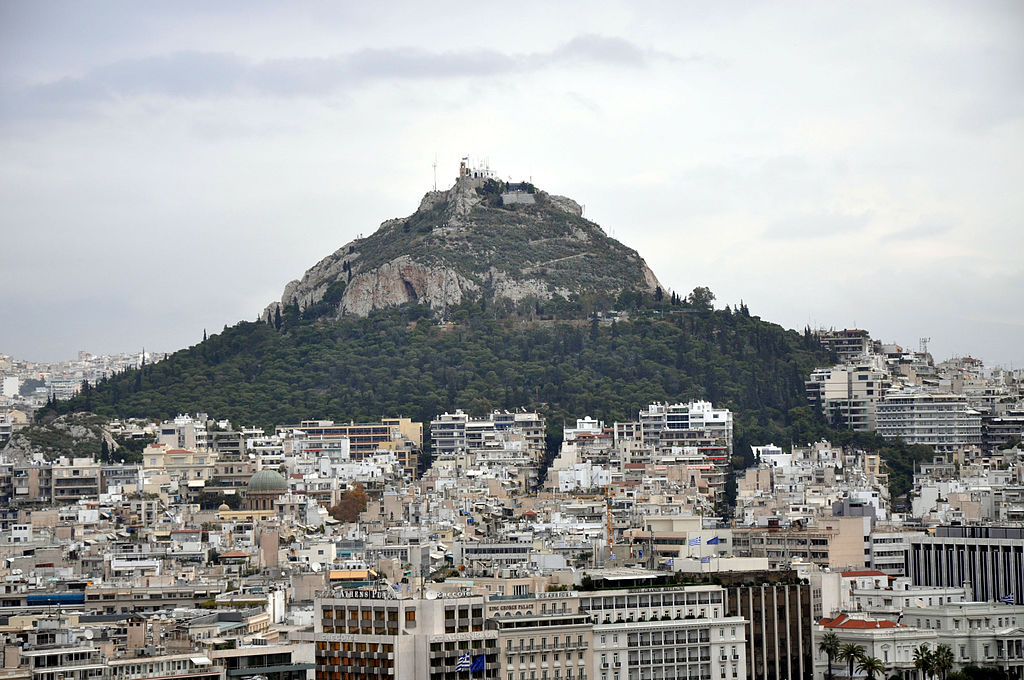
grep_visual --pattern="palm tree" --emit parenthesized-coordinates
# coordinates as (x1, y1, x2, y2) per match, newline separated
(914, 644, 935, 680)
(857, 656, 886, 680)
(932, 644, 955, 680)
(819, 631, 842, 680)
(839, 643, 866, 679)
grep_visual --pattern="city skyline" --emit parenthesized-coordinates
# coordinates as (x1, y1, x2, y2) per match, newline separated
(1, 2, 1021, 365)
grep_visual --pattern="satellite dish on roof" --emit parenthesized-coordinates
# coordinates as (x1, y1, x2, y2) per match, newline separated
(84, 630, 94, 639)
(310, 563, 321, 572)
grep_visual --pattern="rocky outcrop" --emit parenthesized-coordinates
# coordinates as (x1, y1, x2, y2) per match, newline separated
(1, 413, 112, 462)
(340, 256, 479, 316)
(262, 171, 663, 322)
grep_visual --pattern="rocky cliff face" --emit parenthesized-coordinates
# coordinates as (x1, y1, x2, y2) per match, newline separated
(263, 172, 662, 322)
(1, 413, 114, 461)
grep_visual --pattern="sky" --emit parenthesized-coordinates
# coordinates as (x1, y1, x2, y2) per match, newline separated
(1, 1, 1022, 367)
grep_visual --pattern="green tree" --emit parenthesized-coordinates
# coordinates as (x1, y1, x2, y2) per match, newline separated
(819, 631, 841, 680)
(915, 645, 935, 680)
(687, 286, 716, 310)
(839, 643, 865, 679)
(932, 645, 955, 680)
(857, 656, 885, 680)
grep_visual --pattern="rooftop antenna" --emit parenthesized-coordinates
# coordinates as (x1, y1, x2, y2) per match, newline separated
(432, 154, 437, 192)
(920, 337, 931, 355)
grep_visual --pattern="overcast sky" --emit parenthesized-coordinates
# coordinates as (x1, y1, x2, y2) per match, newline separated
(1, 2, 1022, 368)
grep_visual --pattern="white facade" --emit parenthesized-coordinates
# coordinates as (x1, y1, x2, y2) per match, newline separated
(877, 389, 982, 452)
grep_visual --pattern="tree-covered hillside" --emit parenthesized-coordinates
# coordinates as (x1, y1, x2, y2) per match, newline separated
(46, 292, 822, 450)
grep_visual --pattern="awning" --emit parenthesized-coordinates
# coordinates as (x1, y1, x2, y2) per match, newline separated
(189, 656, 212, 666)
(187, 480, 206, 488)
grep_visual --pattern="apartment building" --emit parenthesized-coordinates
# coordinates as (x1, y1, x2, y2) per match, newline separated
(308, 589, 498, 680)
(107, 653, 224, 680)
(876, 389, 982, 452)
(612, 402, 733, 502)
(815, 329, 871, 363)
(84, 583, 227, 614)
(431, 410, 546, 459)
(51, 458, 101, 502)
(805, 361, 887, 431)
(733, 517, 868, 570)
(19, 646, 108, 680)
(281, 418, 422, 477)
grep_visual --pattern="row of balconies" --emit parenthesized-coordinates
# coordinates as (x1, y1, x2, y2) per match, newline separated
(507, 641, 589, 653)
(507, 657, 583, 669)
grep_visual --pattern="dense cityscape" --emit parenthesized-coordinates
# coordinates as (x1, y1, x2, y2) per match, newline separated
(2, 325, 1023, 680)
(3, 4, 1021, 680)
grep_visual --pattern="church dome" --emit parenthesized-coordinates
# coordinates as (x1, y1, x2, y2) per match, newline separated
(247, 469, 288, 493)
(218, 503, 231, 511)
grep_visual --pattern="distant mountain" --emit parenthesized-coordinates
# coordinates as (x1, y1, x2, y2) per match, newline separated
(262, 170, 661, 323)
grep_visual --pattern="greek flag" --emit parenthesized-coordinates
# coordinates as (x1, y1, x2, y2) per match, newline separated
(707, 536, 720, 545)
(609, 551, 615, 560)
(701, 556, 711, 563)
(456, 652, 471, 671)
(688, 537, 701, 546)
(667, 557, 674, 566)
(1000, 593, 1015, 604)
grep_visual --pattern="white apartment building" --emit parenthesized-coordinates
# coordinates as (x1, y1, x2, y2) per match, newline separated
(431, 410, 546, 458)
(876, 389, 982, 452)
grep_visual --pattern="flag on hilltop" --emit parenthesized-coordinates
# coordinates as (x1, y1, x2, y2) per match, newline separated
(470, 655, 486, 673)
(456, 652, 471, 671)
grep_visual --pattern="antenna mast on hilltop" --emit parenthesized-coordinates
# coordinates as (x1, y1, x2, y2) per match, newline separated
(432, 154, 437, 192)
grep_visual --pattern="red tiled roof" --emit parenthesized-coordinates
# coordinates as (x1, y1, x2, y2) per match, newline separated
(819, 614, 901, 629)
(840, 570, 887, 577)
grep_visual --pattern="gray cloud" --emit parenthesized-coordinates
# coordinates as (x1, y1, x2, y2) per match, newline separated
(879, 220, 954, 242)
(0, 35, 672, 120)
(764, 212, 873, 240)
